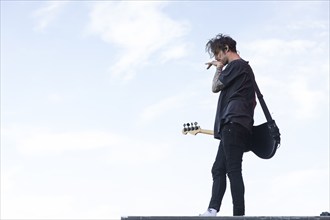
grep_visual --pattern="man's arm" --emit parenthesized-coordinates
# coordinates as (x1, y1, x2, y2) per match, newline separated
(206, 60, 225, 93)
(212, 67, 224, 93)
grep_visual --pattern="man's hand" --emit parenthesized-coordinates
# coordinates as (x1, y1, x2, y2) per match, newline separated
(205, 60, 224, 70)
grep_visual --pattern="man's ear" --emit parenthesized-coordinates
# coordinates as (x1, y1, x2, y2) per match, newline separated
(225, 46, 229, 52)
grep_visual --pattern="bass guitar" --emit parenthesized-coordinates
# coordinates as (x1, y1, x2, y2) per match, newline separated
(182, 122, 278, 159)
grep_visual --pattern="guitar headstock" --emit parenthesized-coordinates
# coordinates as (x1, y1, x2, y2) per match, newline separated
(182, 122, 201, 135)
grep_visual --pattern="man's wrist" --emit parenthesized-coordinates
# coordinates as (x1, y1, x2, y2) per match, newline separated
(216, 65, 223, 70)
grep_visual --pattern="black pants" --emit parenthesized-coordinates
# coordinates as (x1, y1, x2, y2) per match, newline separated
(208, 122, 250, 216)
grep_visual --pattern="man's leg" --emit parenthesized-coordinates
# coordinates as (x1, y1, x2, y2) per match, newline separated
(222, 123, 248, 216)
(208, 141, 227, 212)
(228, 171, 245, 215)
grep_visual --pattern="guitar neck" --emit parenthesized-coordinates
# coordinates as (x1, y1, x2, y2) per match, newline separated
(199, 129, 214, 135)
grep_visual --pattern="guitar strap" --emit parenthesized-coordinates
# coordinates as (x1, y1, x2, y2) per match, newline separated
(248, 72, 273, 122)
(248, 68, 281, 146)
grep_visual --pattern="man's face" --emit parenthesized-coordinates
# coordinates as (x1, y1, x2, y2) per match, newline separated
(215, 49, 228, 65)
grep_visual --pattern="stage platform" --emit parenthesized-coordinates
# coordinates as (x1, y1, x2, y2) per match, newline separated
(121, 216, 330, 220)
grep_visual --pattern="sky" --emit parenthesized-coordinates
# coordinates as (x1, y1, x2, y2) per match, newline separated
(0, 0, 329, 219)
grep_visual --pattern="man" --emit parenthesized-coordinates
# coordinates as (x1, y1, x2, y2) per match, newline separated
(201, 34, 256, 216)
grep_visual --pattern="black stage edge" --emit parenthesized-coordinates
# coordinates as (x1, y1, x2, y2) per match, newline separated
(121, 217, 330, 220)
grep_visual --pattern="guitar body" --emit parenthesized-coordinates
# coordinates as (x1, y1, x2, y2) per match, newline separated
(250, 123, 278, 159)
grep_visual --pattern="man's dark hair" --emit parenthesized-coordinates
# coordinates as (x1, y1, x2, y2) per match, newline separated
(206, 34, 237, 57)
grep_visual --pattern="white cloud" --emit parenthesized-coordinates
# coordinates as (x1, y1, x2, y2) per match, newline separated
(246, 168, 329, 216)
(242, 37, 329, 121)
(138, 93, 189, 125)
(47, 93, 63, 104)
(159, 44, 188, 64)
(0, 165, 120, 219)
(3, 125, 170, 164)
(1, 125, 171, 219)
(244, 39, 317, 67)
(16, 130, 122, 155)
(32, 1, 68, 32)
(2, 194, 75, 219)
(286, 20, 328, 31)
(86, 1, 190, 80)
(288, 77, 327, 119)
(0, 167, 20, 194)
(268, 169, 329, 214)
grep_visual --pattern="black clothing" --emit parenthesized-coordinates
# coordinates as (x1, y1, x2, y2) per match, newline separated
(213, 59, 256, 140)
(209, 122, 250, 215)
(208, 58, 256, 216)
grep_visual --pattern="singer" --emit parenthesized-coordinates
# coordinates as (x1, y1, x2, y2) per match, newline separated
(200, 34, 256, 216)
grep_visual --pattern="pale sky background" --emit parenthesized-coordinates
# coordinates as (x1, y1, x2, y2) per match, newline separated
(1, 1, 329, 219)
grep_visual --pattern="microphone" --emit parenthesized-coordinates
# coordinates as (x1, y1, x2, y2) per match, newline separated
(206, 63, 212, 69)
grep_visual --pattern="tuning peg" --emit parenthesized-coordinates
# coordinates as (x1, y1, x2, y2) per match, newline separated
(186, 123, 191, 131)
(191, 122, 197, 130)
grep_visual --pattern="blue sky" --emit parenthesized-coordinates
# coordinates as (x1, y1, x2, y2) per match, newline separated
(1, 1, 329, 219)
